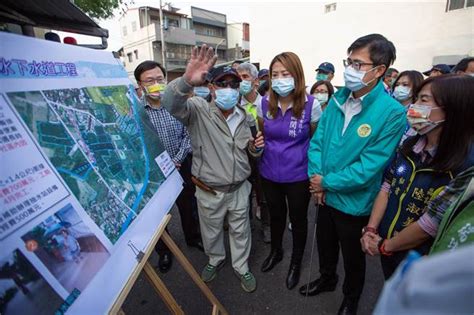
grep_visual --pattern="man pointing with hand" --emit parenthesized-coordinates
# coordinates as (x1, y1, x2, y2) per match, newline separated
(162, 45, 264, 293)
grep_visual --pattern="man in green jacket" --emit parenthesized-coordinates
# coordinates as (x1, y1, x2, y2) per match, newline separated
(300, 34, 406, 315)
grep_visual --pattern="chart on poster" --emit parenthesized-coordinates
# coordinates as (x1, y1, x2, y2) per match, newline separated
(0, 32, 183, 315)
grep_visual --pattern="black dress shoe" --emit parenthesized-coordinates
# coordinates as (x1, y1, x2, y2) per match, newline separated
(298, 274, 338, 296)
(187, 239, 204, 252)
(261, 248, 283, 272)
(286, 263, 301, 290)
(337, 297, 358, 315)
(158, 252, 172, 273)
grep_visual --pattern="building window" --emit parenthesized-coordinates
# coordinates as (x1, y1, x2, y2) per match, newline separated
(325, 3, 337, 13)
(127, 53, 132, 63)
(150, 15, 160, 24)
(167, 18, 179, 28)
(195, 25, 223, 37)
(134, 50, 138, 59)
(447, 0, 473, 10)
(131, 21, 137, 32)
(122, 25, 128, 36)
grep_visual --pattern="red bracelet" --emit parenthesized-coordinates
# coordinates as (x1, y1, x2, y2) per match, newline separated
(362, 226, 378, 236)
(379, 239, 393, 256)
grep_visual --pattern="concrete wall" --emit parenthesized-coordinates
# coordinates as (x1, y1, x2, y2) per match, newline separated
(248, 1, 473, 87)
(227, 23, 243, 49)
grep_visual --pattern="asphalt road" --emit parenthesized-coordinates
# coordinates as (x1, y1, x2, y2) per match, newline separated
(123, 203, 385, 315)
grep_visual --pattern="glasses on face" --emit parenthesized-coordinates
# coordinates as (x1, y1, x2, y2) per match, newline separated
(141, 77, 166, 85)
(343, 59, 374, 71)
(214, 79, 240, 89)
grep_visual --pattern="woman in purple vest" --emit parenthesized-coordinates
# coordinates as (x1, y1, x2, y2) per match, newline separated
(258, 52, 322, 289)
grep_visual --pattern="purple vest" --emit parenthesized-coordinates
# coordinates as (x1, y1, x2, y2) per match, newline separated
(260, 95, 314, 183)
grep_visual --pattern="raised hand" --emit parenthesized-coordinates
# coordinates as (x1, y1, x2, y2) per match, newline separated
(183, 44, 217, 86)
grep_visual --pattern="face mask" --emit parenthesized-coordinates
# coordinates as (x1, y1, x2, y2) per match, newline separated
(316, 73, 329, 81)
(259, 80, 267, 86)
(239, 80, 253, 96)
(215, 88, 239, 110)
(407, 104, 444, 135)
(194, 86, 210, 99)
(313, 93, 329, 103)
(393, 86, 411, 102)
(343, 66, 378, 92)
(271, 77, 295, 97)
(144, 83, 166, 100)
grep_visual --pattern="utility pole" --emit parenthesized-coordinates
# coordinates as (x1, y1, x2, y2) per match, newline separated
(145, 7, 153, 60)
(159, 0, 167, 76)
(145, 7, 152, 60)
(215, 38, 225, 61)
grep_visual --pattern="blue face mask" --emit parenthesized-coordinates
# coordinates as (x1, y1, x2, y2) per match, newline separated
(316, 73, 329, 81)
(343, 65, 378, 92)
(271, 77, 295, 97)
(194, 86, 210, 99)
(239, 80, 253, 96)
(259, 79, 267, 86)
(392, 85, 411, 102)
(215, 88, 239, 110)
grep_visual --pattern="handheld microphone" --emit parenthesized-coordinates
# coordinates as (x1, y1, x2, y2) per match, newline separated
(247, 117, 262, 152)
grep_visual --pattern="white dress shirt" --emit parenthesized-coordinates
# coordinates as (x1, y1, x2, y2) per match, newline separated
(225, 106, 245, 136)
(340, 93, 366, 135)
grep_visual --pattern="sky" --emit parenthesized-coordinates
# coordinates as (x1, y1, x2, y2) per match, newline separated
(61, 0, 448, 52)
(66, 1, 251, 51)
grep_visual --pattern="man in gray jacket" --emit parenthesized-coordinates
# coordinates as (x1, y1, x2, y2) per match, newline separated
(162, 45, 264, 293)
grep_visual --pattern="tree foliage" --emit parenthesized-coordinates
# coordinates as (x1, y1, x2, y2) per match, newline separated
(74, 0, 121, 20)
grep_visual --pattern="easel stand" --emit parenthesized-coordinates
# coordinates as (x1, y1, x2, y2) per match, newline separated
(109, 214, 228, 315)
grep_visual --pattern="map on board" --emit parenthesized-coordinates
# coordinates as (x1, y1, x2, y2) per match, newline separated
(6, 85, 166, 243)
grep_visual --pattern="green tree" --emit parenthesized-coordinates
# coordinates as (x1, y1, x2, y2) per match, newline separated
(74, 0, 121, 20)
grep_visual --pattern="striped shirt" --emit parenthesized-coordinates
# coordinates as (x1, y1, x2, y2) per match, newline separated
(144, 98, 192, 164)
(417, 166, 474, 237)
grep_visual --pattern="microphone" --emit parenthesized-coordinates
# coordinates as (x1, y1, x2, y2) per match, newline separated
(247, 116, 262, 152)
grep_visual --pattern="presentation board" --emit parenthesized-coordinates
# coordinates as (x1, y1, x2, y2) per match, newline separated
(0, 32, 182, 314)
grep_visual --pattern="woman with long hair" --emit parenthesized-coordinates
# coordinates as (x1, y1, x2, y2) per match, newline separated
(258, 52, 322, 289)
(361, 74, 474, 279)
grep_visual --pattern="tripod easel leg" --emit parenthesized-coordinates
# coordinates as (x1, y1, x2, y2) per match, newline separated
(143, 261, 184, 315)
(161, 231, 228, 315)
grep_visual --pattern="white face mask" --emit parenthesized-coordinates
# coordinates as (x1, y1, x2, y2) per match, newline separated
(343, 65, 379, 92)
(393, 85, 411, 102)
(313, 93, 329, 103)
(271, 77, 295, 96)
(215, 88, 239, 110)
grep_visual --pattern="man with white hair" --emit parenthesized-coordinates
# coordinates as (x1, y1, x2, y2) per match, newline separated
(237, 62, 261, 120)
(237, 62, 271, 244)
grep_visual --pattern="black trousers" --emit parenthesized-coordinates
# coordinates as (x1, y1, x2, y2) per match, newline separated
(316, 205, 369, 300)
(261, 177, 310, 263)
(248, 157, 269, 225)
(156, 155, 201, 255)
(380, 252, 407, 280)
